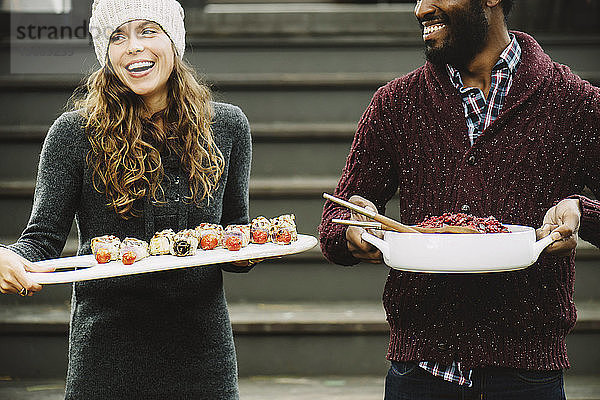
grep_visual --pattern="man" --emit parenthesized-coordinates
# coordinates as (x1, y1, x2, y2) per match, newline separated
(319, 0, 600, 398)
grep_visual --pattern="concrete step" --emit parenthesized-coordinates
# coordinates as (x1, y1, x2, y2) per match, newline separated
(3, 29, 600, 76)
(0, 374, 599, 400)
(0, 122, 356, 143)
(0, 74, 385, 125)
(2, 69, 600, 122)
(0, 125, 354, 180)
(1, 37, 427, 76)
(186, 3, 419, 38)
(1, 301, 599, 378)
(0, 122, 355, 181)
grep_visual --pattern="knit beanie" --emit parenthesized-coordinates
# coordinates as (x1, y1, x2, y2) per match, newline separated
(89, 0, 186, 66)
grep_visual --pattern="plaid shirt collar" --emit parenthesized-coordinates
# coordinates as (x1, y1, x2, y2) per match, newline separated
(446, 33, 521, 93)
(445, 34, 521, 145)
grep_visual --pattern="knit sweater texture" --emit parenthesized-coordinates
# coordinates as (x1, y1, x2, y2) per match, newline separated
(319, 31, 600, 370)
(7, 102, 251, 399)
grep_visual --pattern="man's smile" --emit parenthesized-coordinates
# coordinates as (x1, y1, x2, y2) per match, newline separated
(422, 23, 447, 40)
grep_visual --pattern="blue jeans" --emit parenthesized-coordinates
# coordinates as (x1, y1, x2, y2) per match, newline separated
(385, 361, 566, 400)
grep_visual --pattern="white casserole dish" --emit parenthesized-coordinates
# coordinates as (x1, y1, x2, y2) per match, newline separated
(361, 225, 556, 273)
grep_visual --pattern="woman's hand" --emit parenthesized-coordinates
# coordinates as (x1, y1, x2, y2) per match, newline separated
(536, 199, 581, 256)
(0, 248, 54, 296)
(345, 195, 383, 264)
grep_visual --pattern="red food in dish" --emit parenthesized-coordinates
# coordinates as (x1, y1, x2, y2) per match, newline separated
(201, 234, 218, 250)
(122, 251, 137, 265)
(95, 248, 111, 264)
(225, 236, 242, 251)
(252, 230, 269, 244)
(417, 213, 510, 233)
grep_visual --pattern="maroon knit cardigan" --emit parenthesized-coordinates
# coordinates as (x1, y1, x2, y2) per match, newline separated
(319, 32, 600, 370)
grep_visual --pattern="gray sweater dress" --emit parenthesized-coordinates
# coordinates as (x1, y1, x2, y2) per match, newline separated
(7, 102, 251, 399)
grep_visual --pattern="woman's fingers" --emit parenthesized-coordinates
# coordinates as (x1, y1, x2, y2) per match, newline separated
(1, 270, 37, 295)
(0, 248, 42, 295)
(0, 278, 20, 295)
(25, 261, 56, 273)
(11, 266, 42, 294)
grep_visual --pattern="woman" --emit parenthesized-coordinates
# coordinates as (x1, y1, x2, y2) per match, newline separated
(0, 0, 252, 398)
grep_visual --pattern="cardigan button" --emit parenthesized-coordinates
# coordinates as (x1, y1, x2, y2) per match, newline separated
(461, 204, 471, 213)
(467, 155, 476, 165)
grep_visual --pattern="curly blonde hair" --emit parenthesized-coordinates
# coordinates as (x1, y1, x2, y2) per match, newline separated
(73, 57, 224, 219)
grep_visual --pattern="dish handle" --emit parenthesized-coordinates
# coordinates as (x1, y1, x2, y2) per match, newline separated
(361, 231, 390, 260)
(531, 232, 559, 260)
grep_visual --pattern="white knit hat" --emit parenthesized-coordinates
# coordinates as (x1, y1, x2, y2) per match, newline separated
(89, 0, 186, 66)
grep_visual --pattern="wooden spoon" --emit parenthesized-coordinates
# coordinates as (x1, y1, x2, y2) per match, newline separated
(324, 193, 419, 233)
(332, 219, 396, 231)
(324, 193, 480, 234)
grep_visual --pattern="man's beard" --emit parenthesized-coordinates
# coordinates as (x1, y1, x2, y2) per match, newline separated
(423, 0, 489, 69)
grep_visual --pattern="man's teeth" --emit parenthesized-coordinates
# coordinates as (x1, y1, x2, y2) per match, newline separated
(423, 24, 446, 35)
(127, 61, 155, 72)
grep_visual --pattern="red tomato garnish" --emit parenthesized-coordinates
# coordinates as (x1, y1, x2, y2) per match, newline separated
(95, 248, 111, 264)
(201, 234, 218, 250)
(252, 230, 269, 244)
(276, 229, 292, 244)
(122, 251, 137, 265)
(225, 236, 242, 251)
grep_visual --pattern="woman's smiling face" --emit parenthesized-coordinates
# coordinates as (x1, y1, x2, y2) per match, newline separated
(108, 19, 175, 108)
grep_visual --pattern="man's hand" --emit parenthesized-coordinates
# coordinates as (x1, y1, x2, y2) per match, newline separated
(536, 199, 581, 256)
(230, 258, 264, 268)
(345, 195, 383, 264)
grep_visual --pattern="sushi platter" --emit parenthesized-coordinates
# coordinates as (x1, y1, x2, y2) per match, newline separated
(25, 214, 317, 284)
(27, 234, 318, 284)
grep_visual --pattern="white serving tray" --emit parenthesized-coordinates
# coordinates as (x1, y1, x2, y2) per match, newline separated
(27, 234, 318, 284)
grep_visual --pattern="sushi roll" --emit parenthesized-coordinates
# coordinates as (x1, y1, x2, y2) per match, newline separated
(270, 214, 298, 243)
(200, 230, 220, 250)
(119, 238, 149, 265)
(91, 235, 121, 263)
(171, 230, 199, 257)
(250, 216, 271, 244)
(273, 226, 294, 245)
(223, 230, 244, 251)
(224, 225, 250, 247)
(195, 223, 224, 246)
(149, 229, 175, 256)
